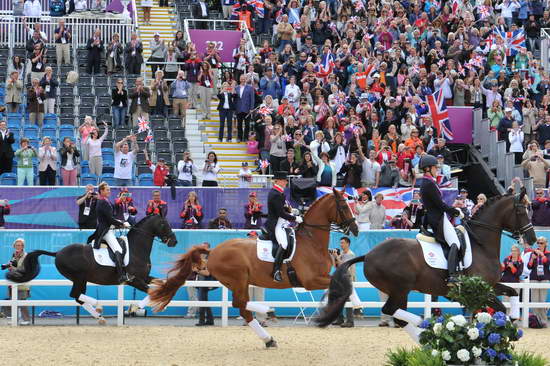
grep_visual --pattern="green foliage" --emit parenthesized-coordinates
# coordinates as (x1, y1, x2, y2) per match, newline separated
(447, 275, 496, 314)
(512, 351, 550, 366)
(385, 347, 411, 366)
(385, 348, 444, 366)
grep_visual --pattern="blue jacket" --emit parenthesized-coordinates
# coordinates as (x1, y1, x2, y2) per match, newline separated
(259, 75, 281, 100)
(518, 0, 529, 19)
(235, 84, 255, 113)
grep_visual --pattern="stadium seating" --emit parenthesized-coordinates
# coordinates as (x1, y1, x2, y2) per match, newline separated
(80, 173, 98, 186)
(0, 172, 17, 185)
(99, 173, 116, 186)
(138, 173, 153, 186)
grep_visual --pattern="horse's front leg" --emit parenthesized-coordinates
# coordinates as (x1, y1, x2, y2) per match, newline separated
(127, 276, 152, 315)
(493, 282, 521, 320)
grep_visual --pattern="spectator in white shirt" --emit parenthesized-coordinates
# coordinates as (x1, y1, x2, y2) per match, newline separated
(114, 135, 138, 186)
(284, 76, 301, 109)
(508, 121, 524, 165)
(359, 149, 381, 188)
(38, 136, 57, 185)
(202, 151, 220, 186)
(23, 0, 41, 17)
(176, 151, 197, 186)
(74, 0, 87, 10)
(86, 122, 109, 177)
(433, 71, 453, 103)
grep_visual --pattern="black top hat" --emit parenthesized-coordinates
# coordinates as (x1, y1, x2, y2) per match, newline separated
(273, 171, 288, 180)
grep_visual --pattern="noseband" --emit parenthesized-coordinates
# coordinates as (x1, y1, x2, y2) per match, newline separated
(465, 194, 533, 240)
(301, 194, 356, 235)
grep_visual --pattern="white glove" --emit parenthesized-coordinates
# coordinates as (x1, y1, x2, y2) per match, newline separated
(291, 208, 300, 216)
(295, 216, 303, 224)
(123, 222, 131, 228)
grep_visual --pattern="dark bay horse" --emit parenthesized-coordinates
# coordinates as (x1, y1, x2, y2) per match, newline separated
(316, 188, 537, 341)
(6, 215, 177, 324)
(149, 188, 359, 347)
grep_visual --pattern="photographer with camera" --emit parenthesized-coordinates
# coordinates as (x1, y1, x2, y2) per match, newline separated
(59, 137, 80, 186)
(180, 191, 202, 228)
(521, 149, 550, 188)
(176, 151, 197, 186)
(329, 237, 359, 327)
(15, 137, 37, 186)
(144, 148, 170, 187)
(76, 184, 98, 229)
(0, 238, 31, 325)
(208, 208, 233, 230)
(113, 188, 138, 225)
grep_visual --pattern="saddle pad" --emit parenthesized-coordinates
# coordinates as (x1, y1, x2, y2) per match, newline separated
(256, 239, 297, 263)
(90, 237, 130, 267)
(417, 230, 472, 271)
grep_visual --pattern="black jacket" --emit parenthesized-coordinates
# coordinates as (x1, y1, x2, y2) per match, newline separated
(420, 176, 460, 242)
(87, 198, 124, 248)
(280, 159, 300, 175)
(264, 187, 296, 234)
(111, 88, 128, 107)
(217, 92, 236, 110)
(339, 162, 362, 188)
(59, 146, 80, 168)
(78, 194, 98, 229)
(0, 131, 15, 158)
(191, 1, 209, 19)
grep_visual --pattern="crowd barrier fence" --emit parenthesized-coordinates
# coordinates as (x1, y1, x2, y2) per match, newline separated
(0, 279, 545, 329)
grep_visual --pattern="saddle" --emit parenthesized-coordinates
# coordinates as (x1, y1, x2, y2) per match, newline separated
(417, 226, 472, 271)
(90, 237, 130, 267)
(259, 228, 295, 260)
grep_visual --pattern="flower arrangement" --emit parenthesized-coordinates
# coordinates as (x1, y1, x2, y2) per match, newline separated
(418, 311, 522, 365)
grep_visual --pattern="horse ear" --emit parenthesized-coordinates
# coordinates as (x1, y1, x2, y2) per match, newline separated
(332, 187, 341, 196)
(520, 186, 527, 200)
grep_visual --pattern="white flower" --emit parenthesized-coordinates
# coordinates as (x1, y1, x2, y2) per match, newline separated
(450, 315, 468, 327)
(476, 312, 492, 323)
(446, 321, 455, 331)
(441, 350, 451, 361)
(433, 323, 443, 335)
(467, 327, 480, 340)
(457, 349, 470, 362)
(472, 346, 482, 358)
(431, 350, 440, 357)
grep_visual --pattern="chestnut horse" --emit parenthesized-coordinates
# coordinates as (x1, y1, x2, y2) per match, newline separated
(316, 188, 537, 341)
(149, 188, 359, 347)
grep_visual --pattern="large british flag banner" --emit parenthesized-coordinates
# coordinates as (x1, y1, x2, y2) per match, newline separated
(315, 51, 335, 80)
(426, 89, 453, 141)
(493, 29, 526, 56)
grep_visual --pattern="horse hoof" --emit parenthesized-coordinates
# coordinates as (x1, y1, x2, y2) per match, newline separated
(135, 309, 147, 317)
(265, 338, 278, 349)
(98, 317, 107, 325)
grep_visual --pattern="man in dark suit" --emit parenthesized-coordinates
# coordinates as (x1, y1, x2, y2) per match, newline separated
(235, 74, 256, 142)
(217, 82, 236, 142)
(86, 182, 131, 283)
(192, 0, 210, 29)
(419, 155, 462, 285)
(129, 77, 151, 126)
(86, 28, 104, 74)
(263, 171, 302, 282)
(0, 121, 15, 175)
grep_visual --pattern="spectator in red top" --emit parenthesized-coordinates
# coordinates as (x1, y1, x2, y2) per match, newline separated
(531, 188, 550, 228)
(0, 199, 10, 229)
(113, 188, 138, 225)
(527, 237, 550, 327)
(500, 245, 523, 283)
(244, 191, 264, 229)
(180, 191, 203, 229)
(146, 190, 168, 218)
(144, 149, 170, 187)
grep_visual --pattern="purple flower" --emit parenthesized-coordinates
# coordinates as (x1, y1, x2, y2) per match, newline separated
(478, 329, 485, 339)
(420, 319, 431, 329)
(495, 318, 506, 327)
(488, 333, 501, 345)
(498, 352, 511, 361)
(436, 316, 444, 323)
(476, 322, 486, 330)
(485, 348, 497, 359)
(493, 311, 507, 321)
(517, 329, 523, 338)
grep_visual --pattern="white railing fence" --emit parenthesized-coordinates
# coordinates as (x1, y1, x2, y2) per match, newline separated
(0, 280, 546, 328)
(0, 16, 135, 49)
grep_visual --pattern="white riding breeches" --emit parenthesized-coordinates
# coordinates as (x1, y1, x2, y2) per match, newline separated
(443, 214, 461, 250)
(103, 230, 123, 253)
(275, 218, 290, 250)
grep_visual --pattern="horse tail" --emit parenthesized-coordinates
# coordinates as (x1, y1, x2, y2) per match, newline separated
(5, 250, 56, 283)
(148, 245, 210, 313)
(316, 255, 365, 328)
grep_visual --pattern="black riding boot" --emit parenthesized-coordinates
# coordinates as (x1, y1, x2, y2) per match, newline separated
(447, 243, 460, 285)
(272, 246, 285, 282)
(114, 252, 130, 284)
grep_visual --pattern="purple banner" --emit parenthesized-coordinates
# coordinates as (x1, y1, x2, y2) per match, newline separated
(188, 30, 243, 63)
(0, 187, 269, 229)
(448, 106, 473, 144)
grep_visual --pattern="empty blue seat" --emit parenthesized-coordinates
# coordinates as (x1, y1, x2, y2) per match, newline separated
(0, 172, 17, 186)
(80, 160, 89, 175)
(80, 173, 98, 186)
(59, 124, 75, 139)
(102, 160, 115, 174)
(138, 173, 153, 186)
(23, 125, 39, 139)
(41, 127, 57, 139)
(7, 119, 21, 129)
(101, 148, 114, 162)
(99, 173, 116, 186)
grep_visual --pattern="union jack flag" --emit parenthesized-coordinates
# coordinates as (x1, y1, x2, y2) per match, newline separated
(493, 29, 526, 56)
(144, 130, 154, 143)
(258, 106, 273, 116)
(231, 0, 264, 18)
(451, 0, 459, 15)
(426, 89, 453, 141)
(315, 51, 335, 80)
(260, 159, 270, 169)
(478, 5, 490, 19)
(137, 116, 149, 133)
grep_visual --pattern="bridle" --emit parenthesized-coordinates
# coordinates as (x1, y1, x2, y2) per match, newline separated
(117, 218, 174, 246)
(301, 194, 357, 235)
(464, 194, 534, 241)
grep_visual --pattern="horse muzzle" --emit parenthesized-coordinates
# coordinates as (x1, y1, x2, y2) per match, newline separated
(165, 235, 178, 247)
(349, 221, 359, 237)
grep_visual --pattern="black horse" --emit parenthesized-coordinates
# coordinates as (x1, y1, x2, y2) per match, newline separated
(317, 189, 537, 340)
(6, 214, 177, 324)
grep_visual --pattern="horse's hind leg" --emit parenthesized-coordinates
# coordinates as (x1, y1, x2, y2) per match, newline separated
(383, 290, 423, 343)
(72, 281, 106, 325)
(493, 283, 520, 320)
(231, 281, 276, 349)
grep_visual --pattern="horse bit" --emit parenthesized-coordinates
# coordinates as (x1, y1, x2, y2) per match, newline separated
(301, 194, 356, 235)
